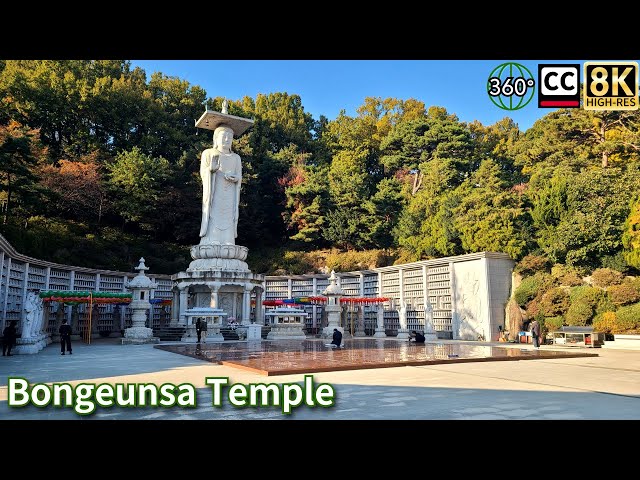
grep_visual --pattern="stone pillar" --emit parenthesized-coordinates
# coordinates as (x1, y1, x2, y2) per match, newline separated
(179, 288, 188, 326)
(374, 305, 387, 337)
(1, 256, 10, 331)
(210, 284, 220, 308)
(171, 289, 179, 325)
(354, 306, 366, 337)
(254, 287, 264, 324)
(242, 287, 251, 325)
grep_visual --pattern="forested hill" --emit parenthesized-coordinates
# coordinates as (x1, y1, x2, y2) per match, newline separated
(0, 60, 639, 277)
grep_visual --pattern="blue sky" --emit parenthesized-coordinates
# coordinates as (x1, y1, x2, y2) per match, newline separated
(131, 60, 615, 132)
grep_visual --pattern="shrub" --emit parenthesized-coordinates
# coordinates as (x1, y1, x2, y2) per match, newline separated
(600, 252, 629, 273)
(551, 264, 584, 286)
(624, 277, 640, 294)
(565, 302, 594, 326)
(525, 298, 541, 319)
(614, 303, 640, 332)
(515, 276, 541, 307)
(515, 272, 556, 306)
(590, 268, 624, 287)
(543, 316, 564, 332)
(569, 286, 603, 307)
(593, 312, 616, 334)
(539, 288, 570, 317)
(608, 283, 640, 306)
(515, 255, 550, 276)
(595, 294, 617, 316)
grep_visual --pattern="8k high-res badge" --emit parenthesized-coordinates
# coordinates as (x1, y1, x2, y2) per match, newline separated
(584, 62, 638, 111)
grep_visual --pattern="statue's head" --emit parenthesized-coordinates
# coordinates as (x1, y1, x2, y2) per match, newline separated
(213, 125, 234, 152)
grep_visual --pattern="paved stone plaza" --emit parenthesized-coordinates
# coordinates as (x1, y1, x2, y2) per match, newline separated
(1, 339, 639, 420)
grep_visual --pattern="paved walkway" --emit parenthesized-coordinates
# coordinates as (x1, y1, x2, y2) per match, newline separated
(1, 338, 639, 420)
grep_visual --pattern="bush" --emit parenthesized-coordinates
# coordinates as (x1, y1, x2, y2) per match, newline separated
(515, 276, 541, 307)
(515, 255, 550, 276)
(543, 316, 564, 332)
(551, 264, 583, 286)
(539, 288, 570, 317)
(614, 303, 640, 332)
(590, 268, 624, 287)
(514, 272, 555, 307)
(595, 295, 617, 316)
(624, 277, 640, 294)
(593, 312, 616, 334)
(569, 286, 603, 307)
(600, 252, 629, 273)
(525, 298, 541, 319)
(565, 302, 594, 326)
(608, 283, 640, 306)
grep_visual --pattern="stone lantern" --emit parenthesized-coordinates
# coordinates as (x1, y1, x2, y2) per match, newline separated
(322, 270, 345, 338)
(123, 258, 159, 344)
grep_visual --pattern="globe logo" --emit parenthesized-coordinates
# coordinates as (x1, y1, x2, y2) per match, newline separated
(487, 62, 536, 111)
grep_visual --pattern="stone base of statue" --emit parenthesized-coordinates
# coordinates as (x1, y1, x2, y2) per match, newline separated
(373, 327, 387, 338)
(396, 328, 411, 340)
(188, 244, 250, 272)
(424, 317, 438, 341)
(121, 326, 159, 345)
(13, 333, 49, 354)
(173, 259, 264, 330)
(267, 323, 307, 340)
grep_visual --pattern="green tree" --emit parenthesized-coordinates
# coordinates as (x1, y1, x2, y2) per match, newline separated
(105, 147, 171, 228)
(0, 121, 46, 223)
(453, 159, 532, 259)
(622, 195, 640, 269)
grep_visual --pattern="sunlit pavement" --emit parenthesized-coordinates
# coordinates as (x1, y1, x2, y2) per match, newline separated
(1, 338, 639, 420)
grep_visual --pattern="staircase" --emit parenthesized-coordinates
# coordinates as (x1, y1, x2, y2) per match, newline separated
(261, 326, 271, 339)
(153, 326, 186, 341)
(220, 327, 239, 341)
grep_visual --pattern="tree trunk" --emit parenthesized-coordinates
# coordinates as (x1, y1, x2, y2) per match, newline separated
(412, 171, 423, 195)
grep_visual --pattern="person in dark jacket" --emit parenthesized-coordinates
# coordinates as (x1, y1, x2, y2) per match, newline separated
(530, 319, 541, 348)
(2, 321, 17, 356)
(195, 318, 202, 343)
(331, 328, 343, 348)
(59, 318, 73, 355)
(409, 330, 426, 344)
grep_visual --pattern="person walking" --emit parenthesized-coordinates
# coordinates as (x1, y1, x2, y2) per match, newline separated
(59, 318, 73, 355)
(2, 321, 17, 356)
(530, 318, 541, 348)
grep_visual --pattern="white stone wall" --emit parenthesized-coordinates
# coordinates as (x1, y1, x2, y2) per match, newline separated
(265, 252, 514, 340)
(452, 259, 487, 341)
(0, 233, 173, 335)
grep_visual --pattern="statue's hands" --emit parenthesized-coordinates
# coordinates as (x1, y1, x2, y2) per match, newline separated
(224, 173, 240, 182)
(210, 162, 220, 172)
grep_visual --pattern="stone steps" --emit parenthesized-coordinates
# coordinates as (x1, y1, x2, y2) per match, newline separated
(153, 326, 186, 341)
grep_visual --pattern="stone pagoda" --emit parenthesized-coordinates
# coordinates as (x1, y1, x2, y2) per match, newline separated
(123, 258, 159, 344)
